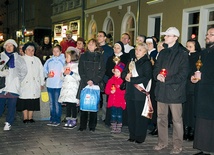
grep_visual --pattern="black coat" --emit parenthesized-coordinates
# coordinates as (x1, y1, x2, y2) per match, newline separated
(153, 41, 189, 103)
(195, 45, 214, 120)
(187, 51, 201, 94)
(122, 55, 152, 101)
(76, 51, 105, 99)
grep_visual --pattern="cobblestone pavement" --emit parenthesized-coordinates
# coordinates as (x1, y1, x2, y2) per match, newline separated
(0, 112, 199, 155)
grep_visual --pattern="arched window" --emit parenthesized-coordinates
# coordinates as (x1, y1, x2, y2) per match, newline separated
(121, 8, 136, 46)
(88, 20, 97, 40)
(103, 16, 114, 46)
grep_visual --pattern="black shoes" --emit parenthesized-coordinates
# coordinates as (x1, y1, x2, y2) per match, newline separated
(23, 119, 35, 124)
(183, 126, 194, 141)
(23, 120, 29, 124)
(194, 151, 211, 155)
(127, 138, 135, 142)
(29, 119, 35, 123)
(149, 128, 158, 136)
(127, 139, 143, 144)
(135, 140, 143, 144)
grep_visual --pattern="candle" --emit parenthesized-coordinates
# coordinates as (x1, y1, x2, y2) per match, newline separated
(65, 67, 70, 72)
(49, 70, 54, 77)
(160, 69, 167, 77)
(111, 84, 116, 91)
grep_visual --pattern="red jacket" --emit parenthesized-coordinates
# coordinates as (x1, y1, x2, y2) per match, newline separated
(105, 76, 126, 110)
(60, 39, 76, 54)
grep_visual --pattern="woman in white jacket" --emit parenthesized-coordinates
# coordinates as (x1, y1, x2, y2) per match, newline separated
(16, 42, 45, 124)
(58, 47, 80, 129)
(0, 39, 27, 131)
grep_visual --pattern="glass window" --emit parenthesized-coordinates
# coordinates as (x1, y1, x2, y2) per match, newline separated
(188, 27, 199, 39)
(126, 16, 135, 46)
(188, 12, 200, 24)
(187, 11, 200, 39)
(209, 11, 214, 21)
(106, 19, 114, 45)
(208, 10, 214, 29)
(88, 21, 97, 39)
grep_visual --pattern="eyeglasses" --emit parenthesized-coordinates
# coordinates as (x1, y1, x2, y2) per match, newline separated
(206, 33, 214, 37)
(164, 35, 176, 37)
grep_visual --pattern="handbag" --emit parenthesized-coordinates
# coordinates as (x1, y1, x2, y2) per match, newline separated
(0, 77, 5, 89)
(120, 80, 126, 90)
(41, 91, 49, 102)
(80, 85, 100, 112)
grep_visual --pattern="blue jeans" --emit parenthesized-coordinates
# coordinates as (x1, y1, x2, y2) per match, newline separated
(0, 97, 17, 124)
(47, 88, 62, 124)
(111, 107, 123, 123)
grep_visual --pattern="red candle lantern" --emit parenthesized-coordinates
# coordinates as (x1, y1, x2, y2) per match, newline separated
(160, 69, 167, 77)
(49, 70, 54, 77)
(65, 67, 70, 72)
(111, 84, 116, 91)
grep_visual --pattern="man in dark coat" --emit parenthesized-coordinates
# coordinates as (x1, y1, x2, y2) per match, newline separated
(191, 27, 214, 155)
(153, 27, 189, 154)
(97, 31, 114, 122)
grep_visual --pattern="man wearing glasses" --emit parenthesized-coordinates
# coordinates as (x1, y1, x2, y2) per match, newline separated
(153, 27, 189, 154)
(96, 31, 114, 123)
(191, 27, 214, 155)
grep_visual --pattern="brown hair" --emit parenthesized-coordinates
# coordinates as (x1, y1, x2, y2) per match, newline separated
(86, 38, 102, 53)
(66, 50, 79, 62)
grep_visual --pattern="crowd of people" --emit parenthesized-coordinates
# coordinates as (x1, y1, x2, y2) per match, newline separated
(0, 27, 214, 155)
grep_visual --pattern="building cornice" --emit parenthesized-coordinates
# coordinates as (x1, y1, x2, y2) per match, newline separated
(51, 7, 82, 23)
(84, 0, 137, 14)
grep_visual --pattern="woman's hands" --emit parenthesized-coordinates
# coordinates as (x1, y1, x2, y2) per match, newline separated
(157, 74, 165, 82)
(125, 73, 132, 82)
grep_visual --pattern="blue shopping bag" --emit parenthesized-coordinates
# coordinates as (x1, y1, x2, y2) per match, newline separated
(80, 85, 100, 112)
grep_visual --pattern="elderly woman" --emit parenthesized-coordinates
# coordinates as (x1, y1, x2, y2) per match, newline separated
(17, 42, 45, 123)
(122, 43, 152, 143)
(0, 39, 27, 131)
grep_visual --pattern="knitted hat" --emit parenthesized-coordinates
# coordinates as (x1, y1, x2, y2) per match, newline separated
(3, 39, 18, 48)
(114, 62, 125, 72)
(22, 42, 37, 52)
(114, 41, 125, 53)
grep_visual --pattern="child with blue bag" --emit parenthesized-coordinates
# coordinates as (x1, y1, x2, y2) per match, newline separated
(76, 38, 105, 132)
(44, 45, 65, 126)
(58, 47, 80, 129)
(105, 62, 126, 133)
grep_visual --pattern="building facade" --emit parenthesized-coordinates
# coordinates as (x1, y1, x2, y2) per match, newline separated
(0, 0, 52, 45)
(51, 0, 214, 48)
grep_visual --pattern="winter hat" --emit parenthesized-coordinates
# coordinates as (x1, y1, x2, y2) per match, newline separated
(114, 41, 125, 53)
(114, 62, 125, 72)
(3, 39, 18, 48)
(22, 42, 37, 52)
